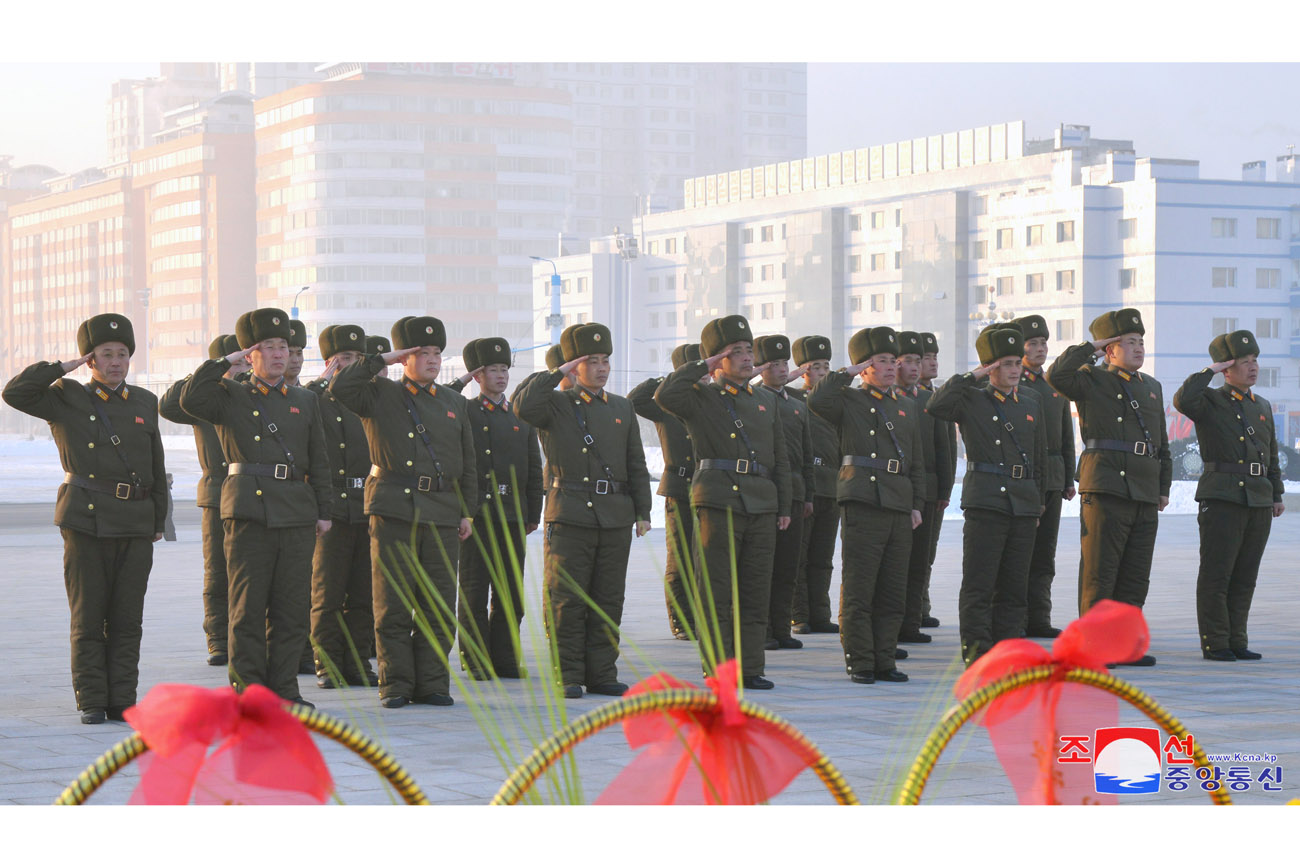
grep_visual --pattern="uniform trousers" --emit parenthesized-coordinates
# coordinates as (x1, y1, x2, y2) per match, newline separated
(694, 507, 776, 678)
(1077, 493, 1158, 615)
(199, 505, 228, 655)
(960, 508, 1035, 664)
(791, 495, 839, 627)
(1196, 500, 1272, 652)
(60, 529, 152, 711)
(663, 496, 696, 634)
(1025, 490, 1064, 632)
(767, 508, 805, 640)
(544, 522, 633, 687)
(901, 499, 939, 635)
(310, 519, 374, 682)
(457, 508, 528, 677)
(839, 503, 910, 675)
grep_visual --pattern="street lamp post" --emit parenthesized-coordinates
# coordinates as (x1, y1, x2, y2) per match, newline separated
(530, 256, 564, 348)
(291, 285, 310, 319)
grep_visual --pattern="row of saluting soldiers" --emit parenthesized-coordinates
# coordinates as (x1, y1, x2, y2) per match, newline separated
(2, 303, 1283, 723)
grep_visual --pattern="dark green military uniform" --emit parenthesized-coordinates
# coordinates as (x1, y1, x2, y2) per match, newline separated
(1173, 330, 1282, 660)
(1046, 309, 1171, 640)
(808, 327, 924, 681)
(516, 323, 652, 695)
(655, 316, 792, 684)
(304, 325, 377, 687)
(628, 342, 701, 639)
(180, 308, 331, 702)
(3, 314, 166, 720)
(928, 327, 1046, 664)
(450, 338, 544, 679)
(330, 316, 477, 705)
(896, 331, 954, 643)
(160, 334, 240, 663)
(788, 336, 841, 633)
(754, 335, 815, 648)
(919, 332, 955, 628)
(1011, 315, 1077, 637)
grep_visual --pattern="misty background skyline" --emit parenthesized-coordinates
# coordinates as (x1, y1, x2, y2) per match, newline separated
(3, 63, 1297, 182)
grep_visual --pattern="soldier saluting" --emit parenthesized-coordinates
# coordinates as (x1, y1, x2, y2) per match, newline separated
(1047, 308, 1170, 666)
(330, 316, 476, 709)
(928, 325, 1046, 665)
(516, 323, 652, 699)
(809, 326, 923, 684)
(4, 314, 167, 724)
(1173, 330, 1284, 662)
(628, 343, 705, 640)
(656, 314, 792, 690)
(180, 307, 332, 706)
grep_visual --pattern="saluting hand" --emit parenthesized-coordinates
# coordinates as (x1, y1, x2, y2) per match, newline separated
(750, 361, 772, 379)
(705, 343, 742, 373)
(224, 346, 255, 365)
(972, 361, 999, 380)
(844, 359, 871, 377)
(790, 362, 810, 380)
(320, 355, 342, 381)
(61, 351, 95, 373)
(1090, 336, 1121, 356)
(381, 347, 419, 365)
(1208, 359, 1235, 374)
(459, 367, 484, 386)
(458, 517, 473, 541)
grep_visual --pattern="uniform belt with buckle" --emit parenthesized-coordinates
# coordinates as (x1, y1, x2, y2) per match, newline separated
(697, 458, 772, 478)
(664, 464, 692, 478)
(1203, 461, 1264, 477)
(552, 478, 628, 495)
(812, 457, 825, 466)
(369, 464, 446, 492)
(228, 462, 308, 482)
(969, 461, 1029, 479)
(842, 455, 907, 474)
(63, 472, 151, 500)
(1085, 438, 1155, 458)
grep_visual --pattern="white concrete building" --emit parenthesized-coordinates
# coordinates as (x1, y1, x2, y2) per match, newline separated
(535, 122, 1300, 445)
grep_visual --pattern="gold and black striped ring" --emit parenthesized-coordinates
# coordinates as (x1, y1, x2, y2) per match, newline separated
(491, 688, 857, 805)
(55, 702, 429, 805)
(895, 665, 1231, 805)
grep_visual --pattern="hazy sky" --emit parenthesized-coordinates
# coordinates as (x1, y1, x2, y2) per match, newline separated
(2, 62, 1297, 183)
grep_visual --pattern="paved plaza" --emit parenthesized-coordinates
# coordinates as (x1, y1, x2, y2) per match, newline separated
(0, 501, 1295, 806)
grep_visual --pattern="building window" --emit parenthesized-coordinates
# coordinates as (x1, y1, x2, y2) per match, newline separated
(1212, 267, 1237, 288)
(761, 302, 774, 319)
(894, 209, 902, 227)
(665, 275, 675, 292)
(1257, 318, 1280, 339)
(649, 312, 659, 328)
(648, 277, 660, 293)
(743, 228, 754, 244)
(664, 237, 677, 254)
(1257, 217, 1281, 239)
(1118, 218, 1136, 240)
(870, 293, 885, 312)
(1056, 319, 1076, 342)
(761, 264, 774, 281)
(1257, 268, 1281, 289)
(870, 253, 886, 271)
(1212, 317, 1238, 337)
(647, 240, 658, 255)
(849, 255, 862, 273)
(1025, 224, 1043, 247)
(1056, 269, 1075, 292)
(1026, 273, 1044, 293)
(761, 225, 774, 242)
(850, 213, 862, 231)
(781, 263, 787, 278)
(894, 293, 901, 311)
(996, 276, 1013, 296)
(1056, 220, 1075, 242)
(577, 277, 588, 293)
(1119, 268, 1137, 290)
(996, 228, 1013, 250)
(973, 240, 987, 259)
(870, 210, 885, 229)
(893, 251, 901, 269)
(742, 266, 754, 283)
(973, 196, 987, 216)
(1259, 367, 1280, 388)
(849, 295, 862, 312)
(1211, 217, 1237, 238)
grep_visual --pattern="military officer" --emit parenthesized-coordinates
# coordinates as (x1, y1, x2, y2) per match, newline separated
(1173, 330, 1284, 661)
(179, 308, 332, 705)
(788, 336, 842, 635)
(285, 319, 308, 387)
(366, 335, 392, 376)
(918, 332, 953, 629)
(655, 315, 792, 690)
(808, 326, 923, 684)
(753, 334, 815, 651)
(895, 331, 954, 644)
(1047, 308, 1170, 666)
(160, 334, 249, 666)
(330, 316, 476, 708)
(303, 324, 378, 688)
(928, 326, 1046, 665)
(515, 323, 652, 699)
(4, 314, 167, 724)
(1011, 314, 1077, 638)
(628, 342, 706, 640)
(449, 337, 544, 679)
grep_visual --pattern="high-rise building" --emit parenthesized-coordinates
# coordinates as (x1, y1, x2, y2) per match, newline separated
(252, 62, 573, 367)
(218, 62, 325, 99)
(106, 64, 220, 166)
(537, 122, 1300, 443)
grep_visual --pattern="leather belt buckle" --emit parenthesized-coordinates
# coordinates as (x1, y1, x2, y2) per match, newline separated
(1011, 464, 1025, 480)
(498, 483, 509, 496)
(813, 457, 824, 466)
(1132, 442, 1148, 456)
(677, 466, 689, 477)
(1250, 463, 1262, 476)
(595, 479, 610, 495)
(274, 463, 289, 480)
(115, 482, 132, 500)
(417, 475, 433, 492)
(886, 459, 900, 474)
(735, 459, 750, 475)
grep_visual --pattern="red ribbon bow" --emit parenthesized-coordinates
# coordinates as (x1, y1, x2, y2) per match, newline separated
(595, 659, 817, 805)
(953, 600, 1149, 805)
(123, 684, 333, 805)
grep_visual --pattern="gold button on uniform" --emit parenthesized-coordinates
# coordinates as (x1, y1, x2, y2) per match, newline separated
(253, 410, 259, 416)
(254, 435, 261, 441)
(404, 488, 411, 494)
(87, 503, 94, 510)
(485, 449, 491, 455)
(336, 416, 342, 422)
(870, 476, 877, 482)
(408, 432, 414, 438)
(406, 460, 413, 466)
(255, 490, 263, 496)
(338, 469, 345, 475)
(87, 442, 94, 449)
(732, 485, 739, 491)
